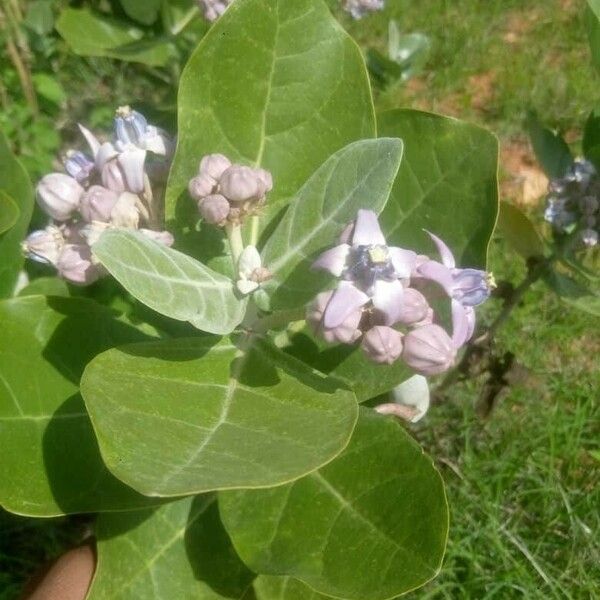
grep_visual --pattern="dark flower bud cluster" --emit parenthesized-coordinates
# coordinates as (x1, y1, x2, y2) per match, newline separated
(196, 0, 233, 22)
(188, 154, 273, 226)
(544, 158, 599, 248)
(22, 107, 174, 286)
(307, 210, 493, 376)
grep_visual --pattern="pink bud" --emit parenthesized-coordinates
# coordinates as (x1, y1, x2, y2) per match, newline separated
(256, 168, 273, 195)
(199, 153, 231, 180)
(219, 165, 262, 202)
(198, 194, 230, 225)
(402, 324, 456, 376)
(36, 173, 83, 221)
(306, 290, 362, 344)
(22, 226, 64, 265)
(395, 288, 430, 325)
(189, 174, 217, 201)
(361, 326, 403, 365)
(139, 229, 175, 247)
(56, 244, 101, 285)
(80, 186, 119, 222)
(101, 160, 126, 192)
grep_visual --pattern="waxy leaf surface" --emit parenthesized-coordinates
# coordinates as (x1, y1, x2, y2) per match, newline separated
(0, 296, 159, 516)
(93, 230, 246, 335)
(0, 191, 19, 235)
(81, 336, 358, 497)
(252, 576, 332, 599)
(220, 409, 448, 600)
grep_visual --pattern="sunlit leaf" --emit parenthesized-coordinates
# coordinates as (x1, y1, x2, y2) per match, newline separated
(0, 191, 19, 236)
(525, 112, 573, 180)
(497, 201, 546, 260)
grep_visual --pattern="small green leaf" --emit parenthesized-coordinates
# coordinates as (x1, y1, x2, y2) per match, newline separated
(378, 110, 498, 268)
(0, 296, 161, 516)
(253, 576, 332, 599)
(261, 138, 403, 311)
(220, 408, 448, 600)
(92, 230, 247, 335)
(17, 277, 70, 297)
(525, 112, 573, 179)
(88, 495, 254, 600)
(586, 5, 600, 70)
(0, 191, 19, 236)
(81, 336, 358, 497)
(120, 0, 162, 26)
(32, 73, 67, 106)
(497, 202, 546, 260)
(545, 269, 600, 317)
(0, 131, 34, 298)
(24, 0, 55, 35)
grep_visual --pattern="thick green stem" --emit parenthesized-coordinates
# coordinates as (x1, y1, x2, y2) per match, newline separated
(226, 223, 245, 269)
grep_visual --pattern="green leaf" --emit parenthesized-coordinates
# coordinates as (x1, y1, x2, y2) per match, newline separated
(0, 131, 34, 298)
(378, 110, 498, 268)
(24, 0, 55, 35)
(497, 201, 546, 260)
(81, 336, 358, 497)
(88, 495, 254, 600)
(525, 112, 573, 179)
(220, 408, 448, 600)
(583, 107, 600, 169)
(0, 296, 161, 516)
(588, 0, 600, 20)
(586, 5, 600, 70)
(253, 576, 332, 599)
(17, 277, 70, 297)
(261, 138, 403, 311)
(55, 8, 172, 66)
(0, 191, 19, 235)
(92, 230, 247, 335)
(545, 269, 600, 317)
(165, 0, 375, 254)
(120, 0, 162, 26)
(32, 73, 67, 106)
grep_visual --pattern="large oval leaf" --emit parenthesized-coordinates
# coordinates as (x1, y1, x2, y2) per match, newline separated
(92, 229, 247, 335)
(378, 109, 498, 268)
(0, 296, 160, 516)
(0, 191, 19, 235)
(0, 131, 33, 298)
(88, 495, 254, 600)
(220, 408, 448, 600)
(260, 138, 403, 311)
(81, 336, 358, 497)
(252, 576, 332, 599)
(165, 0, 375, 250)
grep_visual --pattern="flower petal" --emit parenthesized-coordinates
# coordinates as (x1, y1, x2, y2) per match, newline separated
(352, 209, 386, 246)
(95, 142, 119, 171)
(371, 279, 405, 325)
(417, 259, 455, 297)
(451, 298, 473, 348)
(117, 148, 146, 193)
(78, 124, 101, 158)
(323, 281, 369, 329)
(425, 230, 456, 269)
(238, 245, 261, 278)
(312, 244, 350, 276)
(237, 279, 259, 295)
(388, 247, 417, 279)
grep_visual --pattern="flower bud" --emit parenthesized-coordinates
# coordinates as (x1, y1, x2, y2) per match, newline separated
(78, 221, 111, 246)
(198, 194, 230, 225)
(402, 324, 456, 376)
(256, 168, 273, 195)
(22, 226, 64, 265)
(581, 228, 598, 247)
(306, 290, 362, 344)
(63, 150, 94, 183)
(580, 196, 599, 215)
(36, 173, 83, 221)
(56, 244, 101, 285)
(199, 153, 232, 180)
(139, 229, 175, 247)
(395, 287, 430, 325)
(189, 174, 217, 201)
(452, 268, 491, 306)
(219, 166, 263, 202)
(101, 160, 127, 193)
(361, 326, 403, 365)
(80, 185, 119, 222)
(110, 193, 140, 229)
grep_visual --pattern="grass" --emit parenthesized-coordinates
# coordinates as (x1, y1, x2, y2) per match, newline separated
(2, 0, 600, 599)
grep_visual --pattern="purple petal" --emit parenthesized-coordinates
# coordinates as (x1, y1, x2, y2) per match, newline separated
(352, 209, 386, 246)
(117, 148, 146, 193)
(78, 124, 101, 158)
(388, 247, 417, 279)
(425, 230, 456, 269)
(312, 244, 351, 276)
(451, 299, 473, 348)
(417, 259, 455, 297)
(323, 281, 369, 329)
(95, 142, 119, 170)
(371, 279, 404, 325)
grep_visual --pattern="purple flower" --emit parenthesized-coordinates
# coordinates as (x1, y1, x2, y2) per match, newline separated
(63, 150, 94, 183)
(312, 210, 417, 327)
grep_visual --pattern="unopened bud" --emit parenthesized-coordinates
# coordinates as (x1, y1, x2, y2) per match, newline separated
(189, 174, 217, 201)
(402, 324, 456, 376)
(219, 166, 263, 202)
(198, 194, 230, 225)
(361, 326, 403, 365)
(36, 173, 83, 221)
(139, 229, 175, 247)
(581, 228, 598, 247)
(199, 153, 232, 180)
(22, 226, 64, 265)
(56, 244, 101, 285)
(63, 150, 94, 183)
(110, 193, 140, 229)
(395, 288, 430, 325)
(101, 160, 127, 193)
(306, 290, 362, 344)
(80, 185, 119, 222)
(256, 168, 273, 195)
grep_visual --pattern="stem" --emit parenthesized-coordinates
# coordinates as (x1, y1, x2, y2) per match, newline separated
(249, 215, 260, 247)
(226, 223, 245, 269)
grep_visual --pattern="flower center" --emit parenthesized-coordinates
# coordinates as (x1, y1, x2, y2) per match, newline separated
(345, 244, 396, 291)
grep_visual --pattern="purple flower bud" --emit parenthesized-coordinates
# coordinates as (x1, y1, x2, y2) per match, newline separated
(198, 194, 230, 225)
(342, 0, 385, 20)
(219, 166, 263, 202)
(22, 226, 64, 265)
(63, 150, 94, 183)
(197, 0, 233, 22)
(110, 193, 140, 229)
(361, 326, 403, 365)
(189, 174, 217, 201)
(139, 229, 175, 247)
(256, 168, 273, 195)
(79, 185, 119, 222)
(306, 290, 363, 344)
(36, 173, 84, 221)
(101, 160, 127, 193)
(114, 106, 148, 147)
(199, 154, 232, 180)
(56, 244, 101, 286)
(402, 324, 456, 376)
(395, 287, 430, 325)
(579, 196, 599, 215)
(581, 228, 598, 247)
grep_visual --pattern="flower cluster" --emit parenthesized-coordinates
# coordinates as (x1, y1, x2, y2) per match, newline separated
(544, 158, 599, 248)
(188, 154, 273, 226)
(22, 107, 174, 285)
(342, 0, 385, 20)
(307, 210, 492, 376)
(196, 0, 233, 22)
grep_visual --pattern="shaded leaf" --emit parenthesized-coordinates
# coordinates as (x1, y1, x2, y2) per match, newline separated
(378, 110, 498, 268)
(497, 201, 546, 260)
(544, 269, 600, 317)
(220, 408, 448, 600)
(583, 107, 600, 169)
(0, 296, 160, 516)
(525, 112, 573, 179)
(0, 191, 19, 236)
(253, 576, 332, 599)
(586, 5, 600, 71)
(120, 0, 162, 26)
(81, 336, 358, 497)
(92, 229, 247, 335)
(17, 277, 70, 297)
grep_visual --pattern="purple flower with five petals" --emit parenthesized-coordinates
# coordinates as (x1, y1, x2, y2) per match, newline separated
(312, 209, 417, 328)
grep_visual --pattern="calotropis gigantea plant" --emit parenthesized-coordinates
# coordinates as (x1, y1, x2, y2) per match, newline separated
(0, 1, 498, 598)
